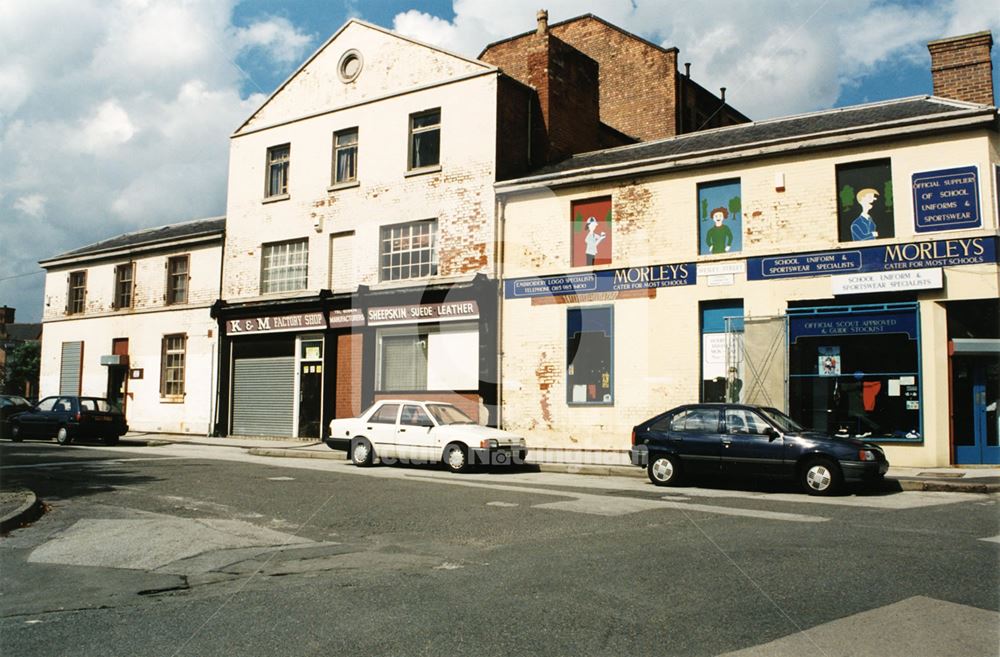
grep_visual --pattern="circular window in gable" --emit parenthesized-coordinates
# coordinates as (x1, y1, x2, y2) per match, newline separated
(338, 49, 363, 84)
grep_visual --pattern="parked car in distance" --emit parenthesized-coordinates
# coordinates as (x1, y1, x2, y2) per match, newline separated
(0, 394, 32, 440)
(629, 403, 888, 496)
(327, 400, 527, 472)
(10, 396, 128, 445)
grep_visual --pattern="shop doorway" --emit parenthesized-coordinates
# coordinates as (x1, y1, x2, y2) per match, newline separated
(298, 363, 322, 437)
(297, 337, 324, 438)
(953, 352, 1000, 464)
(106, 338, 129, 415)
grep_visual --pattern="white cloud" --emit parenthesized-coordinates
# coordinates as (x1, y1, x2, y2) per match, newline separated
(392, 0, 999, 118)
(232, 17, 314, 64)
(0, 0, 313, 321)
(13, 194, 47, 218)
(79, 100, 137, 153)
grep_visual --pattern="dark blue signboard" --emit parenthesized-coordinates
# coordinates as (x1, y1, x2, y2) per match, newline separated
(789, 310, 918, 343)
(912, 166, 980, 233)
(505, 262, 695, 299)
(747, 236, 997, 281)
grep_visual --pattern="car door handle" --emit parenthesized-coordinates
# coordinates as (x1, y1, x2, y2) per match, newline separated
(722, 439, 732, 447)
(399, 428, 406, 432)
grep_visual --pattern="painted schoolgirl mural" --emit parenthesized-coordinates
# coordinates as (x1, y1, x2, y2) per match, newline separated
(571, 197, 613, 267)
(698, 179, 742, 255)
(837, 158, 894, 242)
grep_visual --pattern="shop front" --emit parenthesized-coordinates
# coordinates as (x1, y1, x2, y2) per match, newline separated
(213, 275, 498, 438)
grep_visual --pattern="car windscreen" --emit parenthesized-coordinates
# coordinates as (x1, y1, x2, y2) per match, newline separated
(2, 396, 29, 407)
(759, 407, 805, 433)
(427, 404, 474, 425)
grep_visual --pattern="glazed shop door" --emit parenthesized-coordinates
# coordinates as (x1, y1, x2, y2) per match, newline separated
(297, 337, 324, 439)
(954, 356, 1000, 464)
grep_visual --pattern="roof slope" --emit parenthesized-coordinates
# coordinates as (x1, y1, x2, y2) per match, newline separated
(43, 217, 225, 263)
(512, 96, 995, 181)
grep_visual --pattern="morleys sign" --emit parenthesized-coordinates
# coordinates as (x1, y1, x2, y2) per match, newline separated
(505, 263, 695, 299)
(912, 166, 980, 233)
(748, 236, 996, 281)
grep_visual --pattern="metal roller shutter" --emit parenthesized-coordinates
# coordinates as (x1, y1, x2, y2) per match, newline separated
(232, 356, 294, 437)
(60, 341, 83, 396)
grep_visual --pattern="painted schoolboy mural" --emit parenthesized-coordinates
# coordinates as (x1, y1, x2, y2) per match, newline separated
(571, 197, 613, 267)
(837, 158, 894, 242)
(698, 179, 742, 255)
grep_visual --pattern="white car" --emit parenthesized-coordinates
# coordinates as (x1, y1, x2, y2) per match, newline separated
(326, 400, 528, 472)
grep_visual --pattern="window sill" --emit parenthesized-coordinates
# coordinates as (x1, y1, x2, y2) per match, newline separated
(160, 396, 185, 404)
(262, 194, 290, 204)
(404, 165, 441, 178)
(327, 180, 360, 192)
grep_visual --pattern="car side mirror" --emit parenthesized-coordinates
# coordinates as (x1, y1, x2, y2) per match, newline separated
(764, 427, 779, 441)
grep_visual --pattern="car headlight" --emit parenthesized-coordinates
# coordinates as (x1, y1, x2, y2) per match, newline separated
(480, 439, 499, 449)
(859, 449, 877, 461)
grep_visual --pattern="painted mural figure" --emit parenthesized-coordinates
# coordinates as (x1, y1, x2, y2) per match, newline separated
(850, 188, 880, 241)
(585, 216, 607, 266)
(706, 207, 734, 253)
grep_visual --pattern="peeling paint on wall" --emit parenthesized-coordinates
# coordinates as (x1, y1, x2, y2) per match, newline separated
(615, 183, 652, 236)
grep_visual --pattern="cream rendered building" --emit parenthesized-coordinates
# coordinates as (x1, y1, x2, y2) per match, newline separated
(38, 219, 225, 435)
(498, 76, 999, 466)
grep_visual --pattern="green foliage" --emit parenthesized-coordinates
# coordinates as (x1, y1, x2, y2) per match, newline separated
(728, 196, 741, 220)
(573, 211, 584, 233)
(839, 185, 856, 212)
(883, 180, 894, 209)
(4, 341, 40, 395)
(700, 197, 709, 221)
(604, 207, 612, 225)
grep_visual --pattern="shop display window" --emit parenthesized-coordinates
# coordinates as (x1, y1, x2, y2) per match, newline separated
(566, 306, 614, 405)
(788, 304, 920, 441)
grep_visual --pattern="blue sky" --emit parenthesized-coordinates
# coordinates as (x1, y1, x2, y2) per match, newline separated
(1, 1, 997, 322)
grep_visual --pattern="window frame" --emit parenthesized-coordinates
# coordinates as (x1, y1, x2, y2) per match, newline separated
(67, 270, 87, 315)
(566, 305, 615, 406)
(265, 143, 290, 199)
(166, 255, 189, 306)
(407, 108, 441, 171)
(160, 333, 187, 400)
(260, 238, 309, 294)
(113, 262, 134, 310)
(332, 127, 358, 185)
(379, 219, 438, 282)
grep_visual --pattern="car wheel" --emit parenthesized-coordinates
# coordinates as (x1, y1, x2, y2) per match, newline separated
(104, 435, 120, 446)
(443, 443, 468, 473)
(10, 423, 23, 442)
(55, 426, 72, 445)
(351, 438, 374, 467)
(647, 454, 680, 486)
(800, 458, 842, 496)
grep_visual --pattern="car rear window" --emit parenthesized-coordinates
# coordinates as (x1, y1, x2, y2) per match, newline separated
(370, 404, 399, 424)
(80, 398, 114, 412)
(670, 408, 721, 433)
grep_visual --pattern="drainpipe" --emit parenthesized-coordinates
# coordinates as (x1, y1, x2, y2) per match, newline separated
(496, 193, 507, 428)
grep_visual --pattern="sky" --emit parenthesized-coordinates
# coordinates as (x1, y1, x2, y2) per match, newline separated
(1, 0, 998, 323)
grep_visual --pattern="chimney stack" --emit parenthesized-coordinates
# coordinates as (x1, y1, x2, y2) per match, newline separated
(928, 31, 994, 105)
(536, 9, 548, 36)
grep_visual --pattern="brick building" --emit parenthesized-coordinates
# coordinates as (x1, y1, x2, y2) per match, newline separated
(496, 31, 999, 467)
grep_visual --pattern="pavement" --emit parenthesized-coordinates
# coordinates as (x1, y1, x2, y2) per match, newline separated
(3, 431, 999, 533)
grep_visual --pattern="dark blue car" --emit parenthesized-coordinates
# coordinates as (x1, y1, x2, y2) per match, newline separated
(629, 403, 888, 495)
(10, 396, 128, 446)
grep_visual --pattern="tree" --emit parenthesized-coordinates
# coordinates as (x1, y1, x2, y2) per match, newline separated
(4, 341, 40, 397)
(839, 184, 855, 212)
(728, 195, 741, 222)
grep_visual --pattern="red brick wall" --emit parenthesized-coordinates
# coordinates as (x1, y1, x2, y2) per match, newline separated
(549, 17, 679, 141)
(336, 333, 363, 418)
(483, 31, 601, 162)
(495, 75, 540, 180)
(373, 391, 482, 423)
(928, 32, 995, 106)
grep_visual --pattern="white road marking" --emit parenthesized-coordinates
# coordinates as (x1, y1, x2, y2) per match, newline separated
(486, 501, 519, 507)
(267, 476, 295, 481)
(979, 534, 1000, 544)
(716, 596, 1000, 657)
